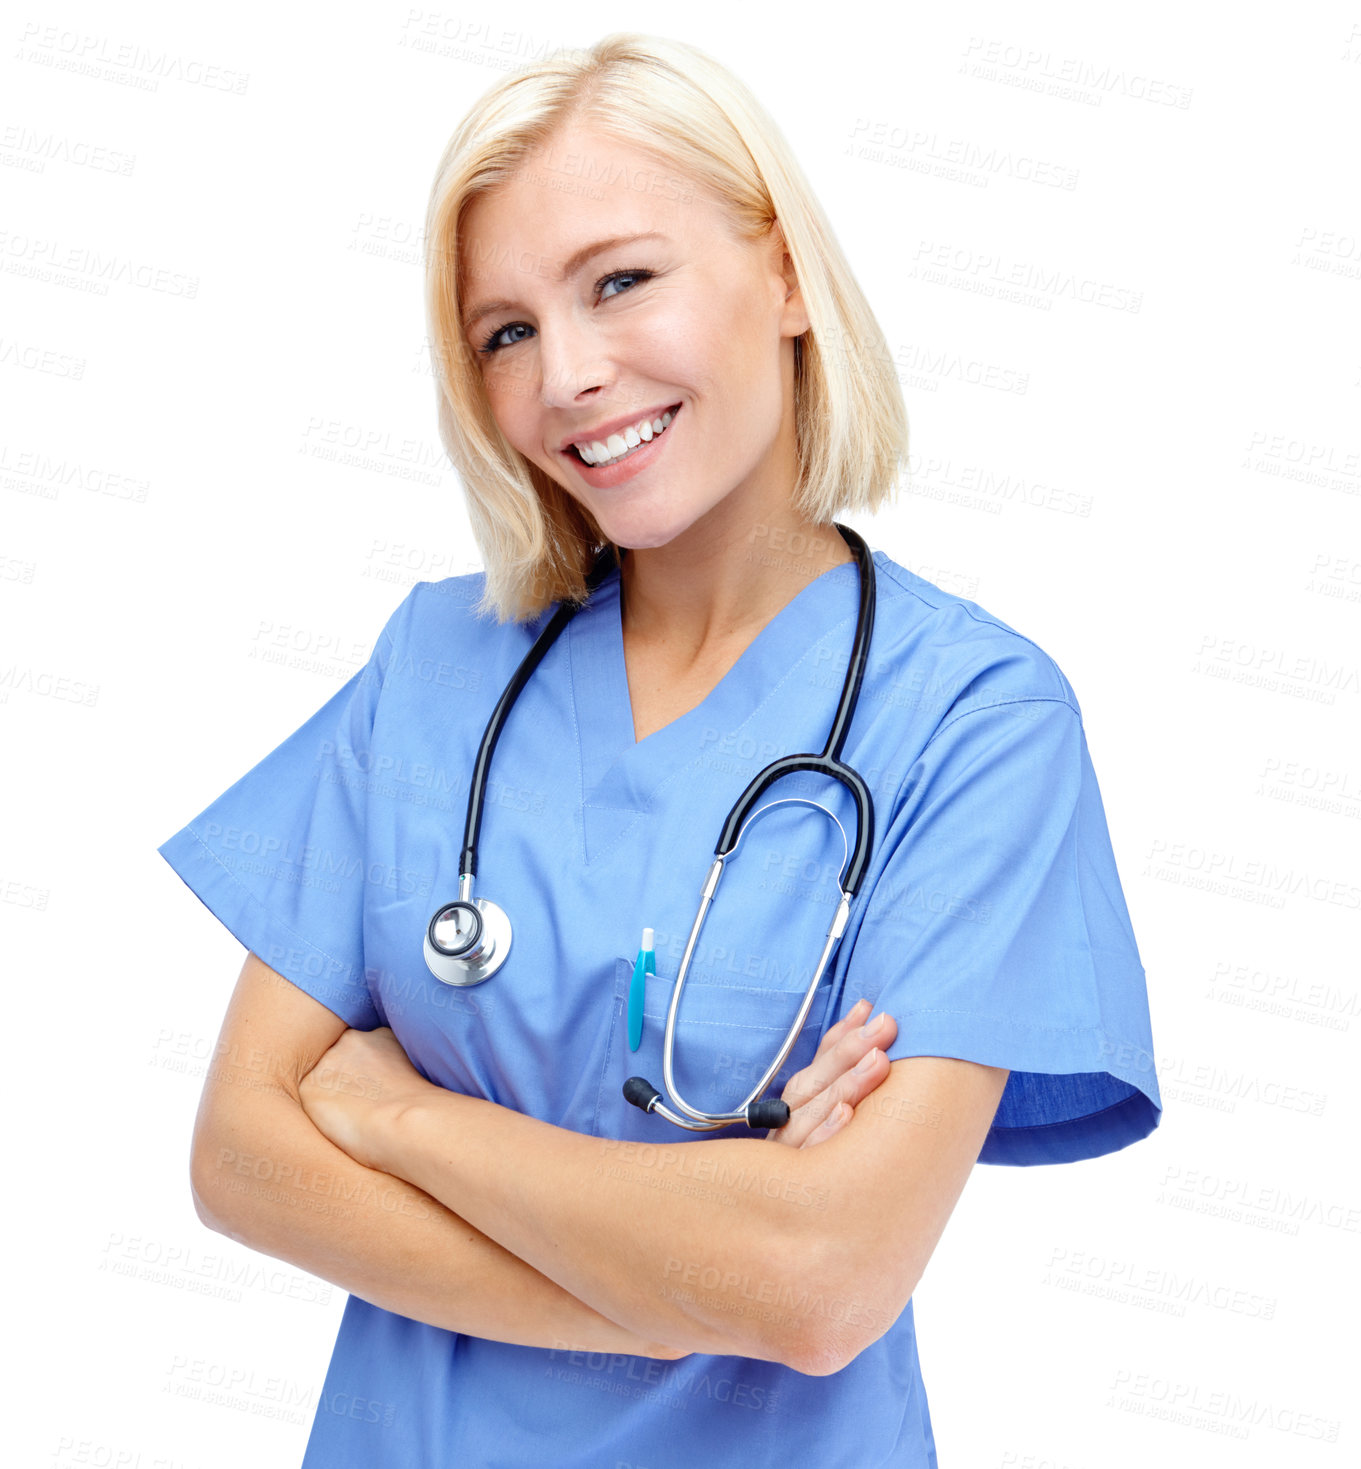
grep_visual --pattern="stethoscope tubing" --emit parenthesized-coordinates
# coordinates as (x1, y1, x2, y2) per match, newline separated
(713, 523, 877, 895)
(458, 547, 621, 884)
(427, 522, 877, 1132)
(638, 522, 877, 1130)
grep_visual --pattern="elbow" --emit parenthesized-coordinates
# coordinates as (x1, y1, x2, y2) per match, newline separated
(777, 1320, 881, 1379)
(767, 1236, 918, 1378)
(189, 1142, 240, 1240)
(191, 1173, 221, 1233)
(190, 1155, 224, 1233)
(783, 1341, 858, 1379)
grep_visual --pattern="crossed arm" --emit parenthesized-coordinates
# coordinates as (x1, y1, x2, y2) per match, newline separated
(191, 952, 1008, 1376)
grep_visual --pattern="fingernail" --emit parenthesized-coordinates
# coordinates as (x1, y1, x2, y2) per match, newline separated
(854, 1048, 880, 1074)
(861, 1012, 885, 1038)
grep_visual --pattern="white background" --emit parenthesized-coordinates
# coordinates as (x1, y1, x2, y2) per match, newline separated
(5, 2, 1357, 1465)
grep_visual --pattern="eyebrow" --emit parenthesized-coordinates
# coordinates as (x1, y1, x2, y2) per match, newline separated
(460, 231, 670, 334)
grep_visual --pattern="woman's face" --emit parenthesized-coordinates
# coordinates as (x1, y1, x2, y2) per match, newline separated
(458, 124, 808, 552)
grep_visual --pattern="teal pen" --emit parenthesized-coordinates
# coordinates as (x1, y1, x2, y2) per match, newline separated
(627, 927, 655, 1051)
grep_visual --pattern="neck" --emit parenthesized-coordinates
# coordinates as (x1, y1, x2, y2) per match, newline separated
(617, 502, 854, 668)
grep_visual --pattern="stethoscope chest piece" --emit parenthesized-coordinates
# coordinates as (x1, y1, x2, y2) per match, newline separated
(424, 896, 512, 986)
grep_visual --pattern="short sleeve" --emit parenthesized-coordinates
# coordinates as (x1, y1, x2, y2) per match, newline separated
(156, 590, 416, 1028)
(845, 694, 1161, 1165)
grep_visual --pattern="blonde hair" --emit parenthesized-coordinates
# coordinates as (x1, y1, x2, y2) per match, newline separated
(423, 33, 908, 623)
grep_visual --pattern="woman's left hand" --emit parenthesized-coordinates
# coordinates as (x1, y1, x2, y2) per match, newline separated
(299, 1026, 438, 1174)
(766, 998, 898, 1149)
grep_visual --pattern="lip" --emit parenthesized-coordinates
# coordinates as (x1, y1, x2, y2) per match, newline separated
(557, 401, 682, 455)
(561, 403, 681, 488)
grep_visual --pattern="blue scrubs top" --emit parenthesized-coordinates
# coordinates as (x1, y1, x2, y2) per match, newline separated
(158, 548, 1161, 1467)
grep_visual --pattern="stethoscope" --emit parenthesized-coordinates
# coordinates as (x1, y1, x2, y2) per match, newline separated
(424, 521, 877, 1133)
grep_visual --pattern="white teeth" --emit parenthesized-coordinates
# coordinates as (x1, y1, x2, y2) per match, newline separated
(575, 407, 678, 467)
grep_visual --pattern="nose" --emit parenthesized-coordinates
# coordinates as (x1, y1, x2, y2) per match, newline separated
(534, 305, 612, 410)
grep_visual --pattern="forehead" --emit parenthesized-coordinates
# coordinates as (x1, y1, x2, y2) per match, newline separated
(458, 126, 720, 287)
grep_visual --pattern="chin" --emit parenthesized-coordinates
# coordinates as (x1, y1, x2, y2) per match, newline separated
(595, 505, 699, 554)
(614, 528, 681, 552)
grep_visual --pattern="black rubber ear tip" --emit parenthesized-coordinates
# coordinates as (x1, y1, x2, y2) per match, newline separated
(623, 1077, 661, 1112)
(747, 1099, 791, 1130)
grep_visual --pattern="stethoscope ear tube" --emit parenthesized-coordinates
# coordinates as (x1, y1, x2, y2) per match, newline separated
(713, 523, 876, 896)
(633, 524, 876, 1132)
(622, 1077, 791, 1132)
(717, 755, 874, 897)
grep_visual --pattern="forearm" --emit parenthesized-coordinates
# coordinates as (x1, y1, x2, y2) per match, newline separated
(191, 1086, 680, 1357)
(387, 1092, 866, 1370)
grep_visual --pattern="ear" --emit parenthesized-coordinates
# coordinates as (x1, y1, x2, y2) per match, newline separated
(767, 220, 810, 338)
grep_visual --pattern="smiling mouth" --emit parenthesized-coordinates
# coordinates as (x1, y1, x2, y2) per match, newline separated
(567, 404, 682, 467)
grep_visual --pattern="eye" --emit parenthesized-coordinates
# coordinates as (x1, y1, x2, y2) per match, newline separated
(475, 268, 656, 358)
(478, 320, 534, 357)
(598, 267, 654, 301)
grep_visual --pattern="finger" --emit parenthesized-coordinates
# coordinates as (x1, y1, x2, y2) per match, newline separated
(812, 1045, 893, 1124)
(780, 1000, 877, 1106)
(816, 1005, 895, 1077)
(776, 1047, 891, 1148)
(810, 998, 872, 1059)
(781, 1007, 897, 1110)
(767, 1088, 835, 1148)
(772, 1044, 884, 1148)
(804, 1100, 852, 1146)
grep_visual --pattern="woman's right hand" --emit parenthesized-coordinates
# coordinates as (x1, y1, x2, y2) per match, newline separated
(767, 997, 897, 1149)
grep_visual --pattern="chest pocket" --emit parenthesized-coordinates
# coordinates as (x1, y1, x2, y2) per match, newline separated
(591, 957, 835, 1142)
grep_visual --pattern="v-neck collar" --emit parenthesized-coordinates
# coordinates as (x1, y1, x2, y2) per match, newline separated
(567, 554, 867, 866)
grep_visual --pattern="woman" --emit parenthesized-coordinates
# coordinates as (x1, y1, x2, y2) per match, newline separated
(160, 33, 1161, 1466)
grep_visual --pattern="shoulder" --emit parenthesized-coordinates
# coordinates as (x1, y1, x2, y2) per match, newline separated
(371, 571, 553, 697)
(378, 570, 546, 650)
(386, 570, 489, 631)
(868, 549, 1081, 731)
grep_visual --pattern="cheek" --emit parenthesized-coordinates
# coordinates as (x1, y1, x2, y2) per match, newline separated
(642, 317, 736, 403)
(667, 312, 781, 441)
(668, 288, 776, 386)
(483, 368, 540, 447)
